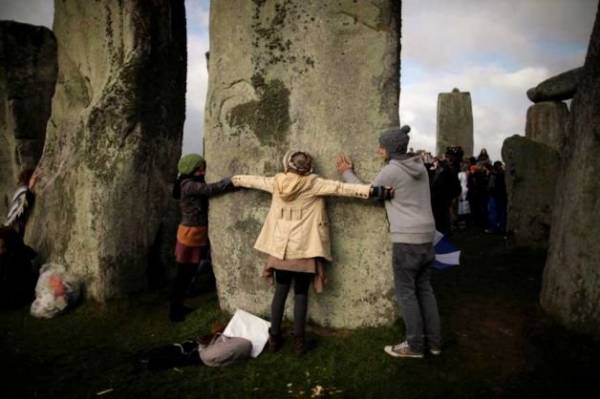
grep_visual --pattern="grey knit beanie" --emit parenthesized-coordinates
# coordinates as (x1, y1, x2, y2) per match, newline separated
(379, 125, 411, 159)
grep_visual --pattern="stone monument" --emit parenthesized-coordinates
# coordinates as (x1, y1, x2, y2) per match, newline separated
(524, 67, 582, 150)
(205, 0, 402, 328)
(501, 135, 559, 249)
(0, 21, 57, 217)
(26, 0, 187, 300)
(436, 88, 474, 157)
(541, 5, 600, 337)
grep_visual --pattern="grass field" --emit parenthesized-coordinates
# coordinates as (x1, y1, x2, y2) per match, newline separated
(2, 229, 599, 398)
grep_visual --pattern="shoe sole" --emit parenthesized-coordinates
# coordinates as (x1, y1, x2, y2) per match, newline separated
(384, 346, 424, 358)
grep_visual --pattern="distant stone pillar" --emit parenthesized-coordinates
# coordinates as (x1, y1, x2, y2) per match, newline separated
(501, 135, 559, 249)
(541, 5, 600, 337)
(436, 88, 474, 157)
(0, 21, 57, 217)
(25, 0, 187, 300)
(525, 101, 568, 151)
(205, 0, 402, 328)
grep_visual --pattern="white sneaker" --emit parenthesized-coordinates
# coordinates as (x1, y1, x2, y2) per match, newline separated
(384, 341, 424, 358)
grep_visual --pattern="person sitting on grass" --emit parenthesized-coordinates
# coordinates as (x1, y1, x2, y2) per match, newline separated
(232, 150, 393, 355)
(170, 154, 236, 322)
(336, 125, 441, 359)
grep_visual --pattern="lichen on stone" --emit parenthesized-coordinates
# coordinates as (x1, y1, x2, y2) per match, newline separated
(228, 78, 291, 146)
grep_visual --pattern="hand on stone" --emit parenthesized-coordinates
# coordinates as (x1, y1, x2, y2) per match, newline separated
(336, 154, 353, 174)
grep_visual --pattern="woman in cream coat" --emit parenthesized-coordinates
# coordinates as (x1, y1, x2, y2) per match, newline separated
(232, 150, 392, 354)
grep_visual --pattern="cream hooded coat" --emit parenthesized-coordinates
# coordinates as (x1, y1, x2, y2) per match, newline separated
(232, 173, 371, 261)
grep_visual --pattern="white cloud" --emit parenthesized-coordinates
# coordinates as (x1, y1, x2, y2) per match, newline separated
(403, 0, 597, 72)
(401, 0, 596, 161)
(185, 0, 210, 30)
(183, 31, 210, 154)
(401, 64, 566, 160)
(2, 0, 596, 161)
(0, 0, 53, 28)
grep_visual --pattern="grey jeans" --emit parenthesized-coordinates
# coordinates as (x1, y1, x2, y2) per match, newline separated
(392, 242, 441, 352)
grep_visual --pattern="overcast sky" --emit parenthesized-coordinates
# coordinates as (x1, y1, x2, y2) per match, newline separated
(1, 0, 597, 161)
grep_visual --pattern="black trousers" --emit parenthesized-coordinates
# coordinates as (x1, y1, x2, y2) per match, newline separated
(170, 263, 197, 308)
(270, 269, 312, 337)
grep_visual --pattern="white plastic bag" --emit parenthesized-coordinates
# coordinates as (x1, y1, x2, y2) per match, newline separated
(30, 263, 80, 318)
(222, 309, 270, 357)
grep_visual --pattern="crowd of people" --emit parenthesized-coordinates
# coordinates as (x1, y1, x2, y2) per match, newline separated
(1, 125, 506, 360)
(415, 147, 507, 237)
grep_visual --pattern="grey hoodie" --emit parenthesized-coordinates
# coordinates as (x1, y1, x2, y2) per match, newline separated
(343, 156, 435, 244)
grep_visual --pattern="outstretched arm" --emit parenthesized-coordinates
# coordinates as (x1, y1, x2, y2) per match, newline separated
(182, 177, 235, 198)
(312, 177, 371, 199)
(232, 175, 274, 193)
(336, 154, 394, 200)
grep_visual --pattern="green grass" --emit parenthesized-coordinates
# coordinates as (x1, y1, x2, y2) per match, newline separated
(2, 229, 599, 399)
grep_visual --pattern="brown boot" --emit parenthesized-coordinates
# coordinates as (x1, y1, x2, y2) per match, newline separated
(293, 335, 305, 355)
(268, 329, 283, 352)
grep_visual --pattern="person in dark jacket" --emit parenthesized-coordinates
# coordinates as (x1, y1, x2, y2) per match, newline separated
(486, 161, 507, 234)
(428, 147, 462, 235)
(467, 162, 490, 228)
(0, 226, 37, 309)
(170, 154, 235, 322)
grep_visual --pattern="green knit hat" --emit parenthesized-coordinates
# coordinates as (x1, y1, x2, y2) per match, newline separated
(178, 154, 206, 175)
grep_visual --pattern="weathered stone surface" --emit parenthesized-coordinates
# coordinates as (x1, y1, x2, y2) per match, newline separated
(0, 21, 56, 217)
(436, 88, 474, 157)
(525, 101, 569, 151)
(205, 0, 401, 328)
(25, 0, 186, 300)
(526, 67, 583, 103)
(541, 7, 600, 336)
(501, 135, 559, 249)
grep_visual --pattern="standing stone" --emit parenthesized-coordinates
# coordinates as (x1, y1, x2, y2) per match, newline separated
(205, 0, 401, 328)
(525, 101, 569, 151)
(436, 88, 474, 157)
(25, 0, 186, 300)
(501, 135, 560, 249)
(526, 67, 583, 103)
(541, 6, 600, 337)
(0, 21, 57, 218)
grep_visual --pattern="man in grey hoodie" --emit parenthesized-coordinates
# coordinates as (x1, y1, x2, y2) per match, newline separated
(336, 125, 441, 358)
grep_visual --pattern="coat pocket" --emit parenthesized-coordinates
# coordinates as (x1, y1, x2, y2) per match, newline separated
(317, 218, 330, 243)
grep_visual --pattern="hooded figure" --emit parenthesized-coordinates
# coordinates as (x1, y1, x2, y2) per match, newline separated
(338, 125, 441, 359)
(232, 150, 392, 355)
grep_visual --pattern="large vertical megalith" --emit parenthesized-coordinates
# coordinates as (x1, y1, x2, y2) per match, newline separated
(205, 0, 401, 328)
(26, 0, 187, 300)
(541, 6, 600, 336)
(501, 135, 559, 249)
(525, 101, 569, 151)
(0, 21, 57, 217)
(436, 88, 474, 157)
